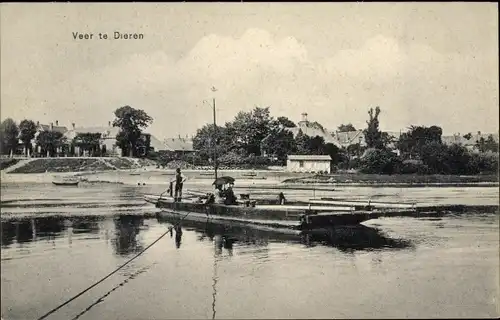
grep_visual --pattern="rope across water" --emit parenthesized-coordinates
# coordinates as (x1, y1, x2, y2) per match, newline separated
(37, 205, 192, 320)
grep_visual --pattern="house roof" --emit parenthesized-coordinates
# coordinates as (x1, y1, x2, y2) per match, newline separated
(286, 121, 339, 146)
(64, 126, 120, 140)
(334, 130, 365, 147)
(38, 124, 68, 134)
(164, 137, 194, 152)
(287, 155, 332, 161)
(149, 134, 166, 151)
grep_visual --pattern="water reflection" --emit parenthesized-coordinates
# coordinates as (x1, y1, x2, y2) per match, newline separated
(1, 215, 147, 257)
(71, 216, 101, 234)
(174, 225, 182, 249)
(1, 217, 65, 246)
(112, 215, 145, 255)
(156, 215, 412, 252)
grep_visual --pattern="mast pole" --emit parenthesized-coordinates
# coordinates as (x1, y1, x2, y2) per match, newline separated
(213, 97, 218, 180)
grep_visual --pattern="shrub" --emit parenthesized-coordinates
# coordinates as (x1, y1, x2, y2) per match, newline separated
(399, 160, 430, 175)
(218, 151, 247, 166)
(245, 155, 271, 166)
(444, 143, 477, 175)
(359, 148, 402, 174)
(468, 152, 499, 174)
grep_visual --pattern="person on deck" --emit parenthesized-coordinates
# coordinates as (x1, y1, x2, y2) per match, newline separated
(224, 183, 237, 205)
(170, 168, 187, 202)
(214, 184, 225, 204)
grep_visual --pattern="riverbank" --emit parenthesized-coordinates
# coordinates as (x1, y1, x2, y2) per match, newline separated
(283, 172, 499, 185)
(2, 157, 156, 174)
(1, 168, 499, 188)
(2, 157, 498, 187)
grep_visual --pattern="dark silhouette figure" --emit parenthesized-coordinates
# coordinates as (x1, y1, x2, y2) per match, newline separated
(174, 225, 183, 249)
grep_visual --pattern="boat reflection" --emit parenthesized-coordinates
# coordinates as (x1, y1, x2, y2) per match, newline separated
(155, 215, 412, 252)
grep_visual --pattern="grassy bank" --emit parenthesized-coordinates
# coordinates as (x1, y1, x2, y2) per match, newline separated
(282, 173, 499, 185)
(0, 158, 20, 171)
(8, 157, 155, 174)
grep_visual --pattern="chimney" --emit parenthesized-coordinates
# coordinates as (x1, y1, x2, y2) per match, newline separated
(55, 120, 59, 126)
(72, 123, 75, 129)
(108, 121, 111, 127)
(50, 122, 54, 130)
(36, 121, 40, 126)
(301, 112, 308, 122)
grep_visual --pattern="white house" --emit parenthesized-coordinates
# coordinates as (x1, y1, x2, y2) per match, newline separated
(286, 155, 332, 173)
(64, 122, 122, 156)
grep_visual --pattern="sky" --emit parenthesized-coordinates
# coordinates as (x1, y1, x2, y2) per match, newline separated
(1, 2, 498, 139)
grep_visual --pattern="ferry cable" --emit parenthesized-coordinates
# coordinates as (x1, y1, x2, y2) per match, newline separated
(37, 204, 192, 320)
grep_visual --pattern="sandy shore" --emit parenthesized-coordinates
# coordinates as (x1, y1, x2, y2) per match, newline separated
(0, 168, 288, 185)
(2, 168, 499, 189)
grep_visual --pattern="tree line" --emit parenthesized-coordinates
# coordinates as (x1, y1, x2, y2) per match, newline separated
(2, 103, 497, 175)
(0, 105, 153, 158)
(186, 105, 498, 174)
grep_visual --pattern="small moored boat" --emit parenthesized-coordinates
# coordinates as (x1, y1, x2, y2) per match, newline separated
(52, 176, 80, 186)
(52, 180, 79, 186)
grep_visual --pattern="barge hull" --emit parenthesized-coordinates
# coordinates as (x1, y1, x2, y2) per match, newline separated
(148, 196, 379, 230)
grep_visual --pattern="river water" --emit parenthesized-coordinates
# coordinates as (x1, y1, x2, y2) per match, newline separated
(1, 182, 499, 319)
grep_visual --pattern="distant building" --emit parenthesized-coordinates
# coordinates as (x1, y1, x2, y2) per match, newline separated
(163, 136, 195, 158)
(63, 121, 166, 157)
(286, 155, 332, 173)
(334, 130, 366, 148)
(65, 122, 121, 156)
(148, 134, 166, 152)
(164, 137, 194, 152)
(28, 120, 69, 156)
(442, 132, 499, 151)
(286, 113, 340, 147)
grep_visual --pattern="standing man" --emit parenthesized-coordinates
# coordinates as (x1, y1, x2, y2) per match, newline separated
(171, 168, 187, 202)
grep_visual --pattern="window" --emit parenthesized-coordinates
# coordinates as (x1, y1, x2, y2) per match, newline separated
(299, 160, 304, 168)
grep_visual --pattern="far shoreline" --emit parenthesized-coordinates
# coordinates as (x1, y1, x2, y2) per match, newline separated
(1, 168, 498, 188)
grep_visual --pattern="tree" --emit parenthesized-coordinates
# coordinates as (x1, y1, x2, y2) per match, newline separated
(294, 130, 327, 155)
(397, 125, 443, 159)
(112, 106, 153, 157)
(276, 116, 296, 128)
(419, 141, 450, 174)
(261, 127, 296, 163)
(360, 148, 401, 174)
(192, 123, 230, 162)
(363, 106, 385, 150)
(346, 143, 364, 158)
(36, 131, 66, 157)
(294, 129, 310, 155)
(475, 134, 499, 153)
(135, 134, 151, 157)
(19, 119, 37, 157)
(463, 132, 473, 140)
(325, 143, 347, 166)
(444, 143, 477, 175)
(72, 133, 101, 157)
(227, 107, 273, 156)
(337, 123, 356, 132)
(308, 136, 326, 155)
(0, 118, 19, 156)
